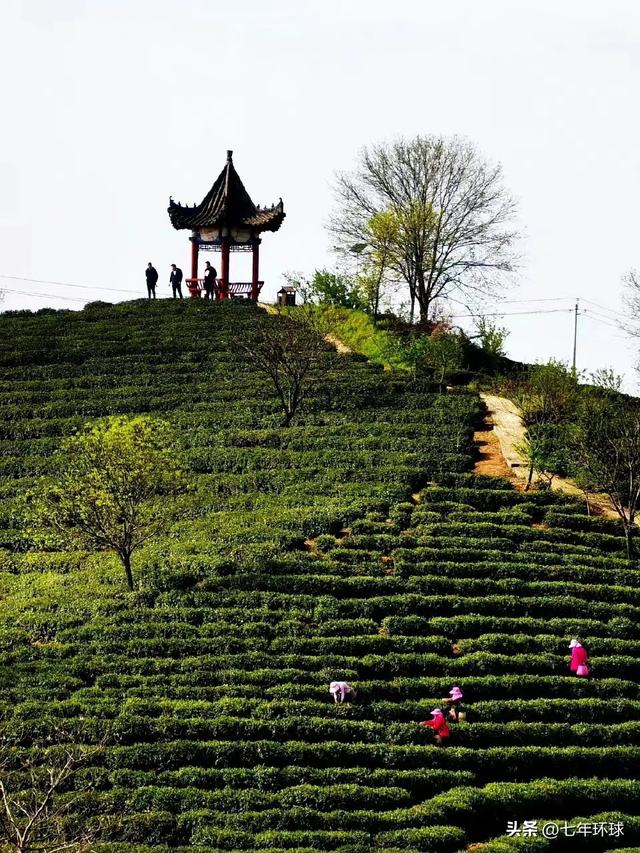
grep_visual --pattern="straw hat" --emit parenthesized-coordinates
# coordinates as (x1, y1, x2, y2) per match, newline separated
(569, 639, 581, 649)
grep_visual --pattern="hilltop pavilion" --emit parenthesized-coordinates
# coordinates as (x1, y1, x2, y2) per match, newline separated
(168, 150, 285, 300)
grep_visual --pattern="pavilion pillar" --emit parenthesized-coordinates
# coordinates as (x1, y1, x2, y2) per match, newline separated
(190, 236, 199, 282)
(251, 237, 260, 301)
(220, 235, 230, 300)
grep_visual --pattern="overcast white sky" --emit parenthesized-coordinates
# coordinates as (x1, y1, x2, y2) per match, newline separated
(1, 0, 640, 387)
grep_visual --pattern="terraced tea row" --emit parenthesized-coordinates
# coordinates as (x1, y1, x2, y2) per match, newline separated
(0, 301, 639, 851)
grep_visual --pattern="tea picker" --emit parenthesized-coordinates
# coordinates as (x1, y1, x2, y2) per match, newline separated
(419, 708, 450, 745)
(329, 680, 357, 704)
(569, 639, 589, 677)
(443, 685, 465, 722)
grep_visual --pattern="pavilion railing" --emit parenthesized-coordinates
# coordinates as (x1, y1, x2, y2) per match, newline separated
(185, 279, 264, 299)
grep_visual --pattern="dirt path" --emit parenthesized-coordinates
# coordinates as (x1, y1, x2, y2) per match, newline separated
(479, 394, 528, 479)
(260, 310, 618, 519)
(480, 392, 618, 518)
(473, 417, 515, 480)
(259, 304, 353, 355)
(324, 333, 352, 354)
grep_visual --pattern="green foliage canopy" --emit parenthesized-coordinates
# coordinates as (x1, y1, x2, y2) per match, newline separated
(287, 269, 366, 311)
(28, 416, 186, 589)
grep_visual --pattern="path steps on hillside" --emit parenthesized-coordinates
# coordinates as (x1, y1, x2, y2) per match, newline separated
(277, 317, 618, 521)
(473, 398, 514, 480)
(480, 392, 618, 518)
(478, 393, 526, 478)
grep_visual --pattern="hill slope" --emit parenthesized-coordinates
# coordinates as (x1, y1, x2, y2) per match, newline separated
(0, 301, 639, 852)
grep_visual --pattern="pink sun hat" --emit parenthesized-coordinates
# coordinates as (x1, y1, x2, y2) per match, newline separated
(431, 708, 443, 715)
(449, 686, 463, 700)
(569, 639, 581, 648)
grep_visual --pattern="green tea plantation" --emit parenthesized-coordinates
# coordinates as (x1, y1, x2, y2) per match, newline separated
(0, 300, 638, 852)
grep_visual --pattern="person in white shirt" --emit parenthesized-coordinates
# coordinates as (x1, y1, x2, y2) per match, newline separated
(329, 681, 357, 704)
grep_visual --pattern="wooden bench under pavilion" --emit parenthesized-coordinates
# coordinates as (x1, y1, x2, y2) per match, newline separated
(168, 150, 285, 301)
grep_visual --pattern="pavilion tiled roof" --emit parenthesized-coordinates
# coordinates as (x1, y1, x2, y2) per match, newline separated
(168, 150, 285, 234)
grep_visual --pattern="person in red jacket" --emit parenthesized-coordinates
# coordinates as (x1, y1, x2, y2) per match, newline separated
(569, 639, 589, 676)
(420, 708, 450, 744)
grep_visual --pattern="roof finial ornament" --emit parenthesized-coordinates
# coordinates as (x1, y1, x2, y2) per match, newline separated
(227, 149, 233, 162)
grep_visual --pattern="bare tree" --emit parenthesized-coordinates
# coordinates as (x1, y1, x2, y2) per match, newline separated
(622, 268, 640, 336)
(243, 310, 328, 427)
(571, 388, 640, 559)
(0, 737, 97, 853)
(329, 135, 520, 323)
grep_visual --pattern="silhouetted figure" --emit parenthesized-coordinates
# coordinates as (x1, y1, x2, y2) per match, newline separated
(203, 261, 217, 300)
(145, 263, 158, 299)
(170, 264, 183, 299)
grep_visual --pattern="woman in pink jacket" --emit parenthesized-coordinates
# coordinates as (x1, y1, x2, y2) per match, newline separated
(420, 709, 450, 744)
(569, 639, 589, 676)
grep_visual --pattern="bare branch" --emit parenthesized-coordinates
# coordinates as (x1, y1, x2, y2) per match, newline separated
(328, 135, 521, 323)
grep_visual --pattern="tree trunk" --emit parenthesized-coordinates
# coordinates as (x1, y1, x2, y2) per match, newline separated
(415, 269, 432, 326)
(122, 551, 134, 590)
(525, 462, 535, 492)
(625, 525, 635, 561)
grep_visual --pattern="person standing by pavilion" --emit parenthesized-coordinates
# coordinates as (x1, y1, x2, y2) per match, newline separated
(170, 264, 183, 299)
(145, 262, 158, 299)
(203, 261, 218, 300)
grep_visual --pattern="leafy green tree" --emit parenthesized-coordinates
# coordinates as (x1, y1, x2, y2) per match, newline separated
(517, 422, 573, 490)
(473, 316, 509, 358)
(286, 269, 365, 310)
(402, 330, 464, 390)
(356, 209, 401, 322)
(509, 360, 579, 426)
(29, 417, 186, 590)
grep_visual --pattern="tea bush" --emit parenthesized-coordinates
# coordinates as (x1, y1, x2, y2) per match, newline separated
(0, 301, 637, 850)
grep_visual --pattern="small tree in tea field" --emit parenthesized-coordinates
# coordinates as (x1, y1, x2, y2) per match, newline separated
(571, 383, 640, 559)
(503, 360, 579, 489)
(402, 330, 464, 390)
(243, 311, 328, 427)
(29, 417, 186, 590)
(0, 724, 102, 853)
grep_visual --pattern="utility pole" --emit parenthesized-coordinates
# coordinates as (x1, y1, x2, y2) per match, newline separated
(572, 299, 579, 372)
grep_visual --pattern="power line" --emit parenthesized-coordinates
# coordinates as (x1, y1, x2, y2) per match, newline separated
(450, 307, 574, 319)
(0, 287, 87, 303)
(581, 309, 625, 332)
(0, 274, 139, 295)
(579, 297, 627, 321)
(494, 296, 573, 304)
(449, 293, 627, 318)
(584, 308, 622, 326)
